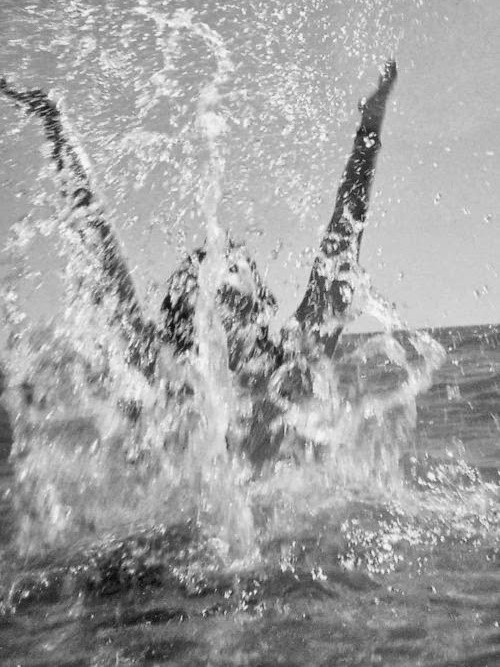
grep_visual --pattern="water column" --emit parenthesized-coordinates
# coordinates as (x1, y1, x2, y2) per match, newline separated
(134, 4, 234, 463)
(186, 13, 234, 466)
(136, 5, 255, 559)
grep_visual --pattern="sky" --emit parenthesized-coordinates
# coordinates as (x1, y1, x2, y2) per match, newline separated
(0, 0, 499, 335)
(356, 0, 499, 330)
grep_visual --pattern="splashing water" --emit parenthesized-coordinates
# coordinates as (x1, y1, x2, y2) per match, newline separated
(0, 3, 497, 629)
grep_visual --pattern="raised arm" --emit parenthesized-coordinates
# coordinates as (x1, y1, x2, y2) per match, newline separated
(1, 78, 158, 377)
(293, 60, 398, 356)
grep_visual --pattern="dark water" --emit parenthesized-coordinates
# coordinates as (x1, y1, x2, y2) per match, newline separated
(417, 325, 500, 473)
(0, 323, 498, 667)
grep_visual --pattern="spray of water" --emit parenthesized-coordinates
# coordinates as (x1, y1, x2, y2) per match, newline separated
(2, 0, 490, 585)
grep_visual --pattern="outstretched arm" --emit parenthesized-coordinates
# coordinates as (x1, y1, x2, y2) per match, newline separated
(293, 60, 398, 356)
(1, 78, 158, 377)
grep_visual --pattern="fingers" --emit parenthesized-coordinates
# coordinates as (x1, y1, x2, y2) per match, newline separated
(380, 59, 398, 89)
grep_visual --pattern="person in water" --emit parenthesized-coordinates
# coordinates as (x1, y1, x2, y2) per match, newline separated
(0, 60, 398, 468)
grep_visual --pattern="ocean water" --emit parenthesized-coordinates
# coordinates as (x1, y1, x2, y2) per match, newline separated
(0, 2, 498, 665)
(0, 323, 498, 667)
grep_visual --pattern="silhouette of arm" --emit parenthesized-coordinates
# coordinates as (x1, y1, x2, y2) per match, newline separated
(1, 78, 158, 376)
(293, 60, 398, 356)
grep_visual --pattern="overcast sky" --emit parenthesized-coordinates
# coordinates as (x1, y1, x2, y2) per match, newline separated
(1, 0, 498, 334)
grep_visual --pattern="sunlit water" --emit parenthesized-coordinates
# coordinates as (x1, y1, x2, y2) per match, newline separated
(0, 2, 498, 666)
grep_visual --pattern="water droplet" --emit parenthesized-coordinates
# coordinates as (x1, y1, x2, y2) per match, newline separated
(271, 239, 283, 260)
(473, 285, 489, 299)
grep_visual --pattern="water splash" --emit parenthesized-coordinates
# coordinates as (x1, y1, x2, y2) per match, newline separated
(2, 0, 491, 587)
